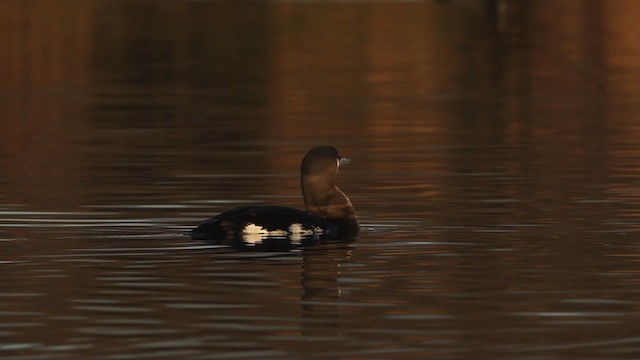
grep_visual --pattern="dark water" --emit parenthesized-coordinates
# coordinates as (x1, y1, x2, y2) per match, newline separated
(3, 0, 640, 358)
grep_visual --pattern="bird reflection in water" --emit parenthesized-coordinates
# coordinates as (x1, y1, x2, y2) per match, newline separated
(300, 242, 355, 339)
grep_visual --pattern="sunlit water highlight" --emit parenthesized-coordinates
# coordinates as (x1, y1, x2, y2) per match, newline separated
(3, 0, 640, 359)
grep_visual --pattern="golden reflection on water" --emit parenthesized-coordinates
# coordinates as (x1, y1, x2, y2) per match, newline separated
(0, 0, 639, 209)
(2, 1, 640, 358)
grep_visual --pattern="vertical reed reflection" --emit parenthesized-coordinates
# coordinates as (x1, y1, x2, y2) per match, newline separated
(0, 0, 92, 210)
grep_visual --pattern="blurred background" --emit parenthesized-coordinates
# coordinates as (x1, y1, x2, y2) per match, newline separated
(1, 0, 639, 215)
(2, 1, 640, 359)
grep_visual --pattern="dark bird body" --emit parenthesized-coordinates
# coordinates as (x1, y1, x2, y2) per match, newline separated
(190, 146, 359, 250)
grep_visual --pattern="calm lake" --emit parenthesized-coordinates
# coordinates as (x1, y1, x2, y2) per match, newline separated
(2, 0, 640, 359)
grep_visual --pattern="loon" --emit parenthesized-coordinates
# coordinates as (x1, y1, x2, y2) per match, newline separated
(190, 146, 359, 249)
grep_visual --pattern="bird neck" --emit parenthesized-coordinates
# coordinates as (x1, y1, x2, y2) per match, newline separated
(301, 177, 357, 222)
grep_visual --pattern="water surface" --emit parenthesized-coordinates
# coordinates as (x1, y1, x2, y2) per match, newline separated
(2, 1, 640, 359)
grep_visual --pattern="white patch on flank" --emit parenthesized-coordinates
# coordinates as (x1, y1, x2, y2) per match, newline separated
(288, 223, 306, 234)
(242, 223, 290, 245)
(290, 232, 303, 245)
(289, 223, 301, 233)
(243, 223, 267, 245)
(290, 223, 326, 244)
(243, 223, 268, 234)
(289, 223, 325, 236)
(242, 222, 325, 245)
(243, 233, 263, 245)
